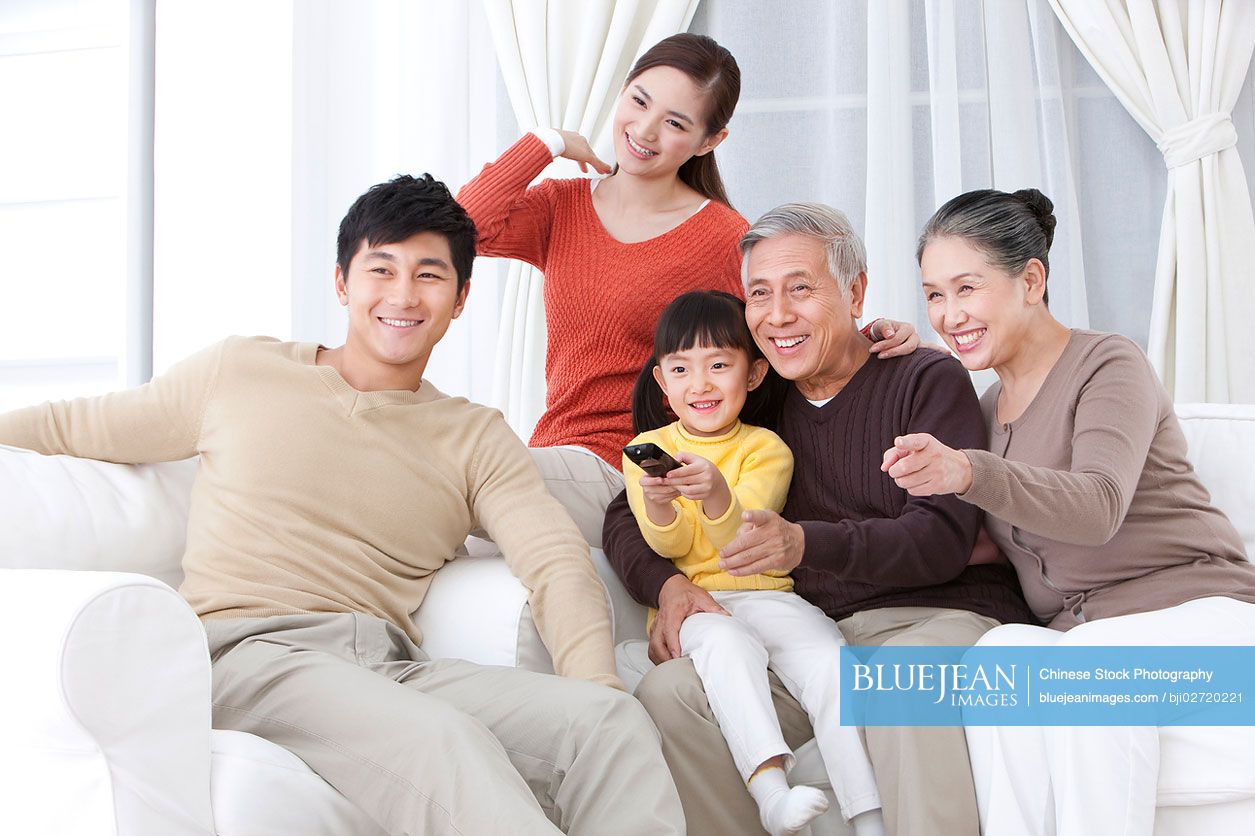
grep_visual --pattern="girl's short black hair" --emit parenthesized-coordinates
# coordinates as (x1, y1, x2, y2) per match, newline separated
(631, 290, 787, 434)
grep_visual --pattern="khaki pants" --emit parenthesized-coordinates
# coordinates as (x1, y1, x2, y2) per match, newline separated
(635, 606, 999, 836)
(529, 445, 625, 548)
(206, 612, 684, 836)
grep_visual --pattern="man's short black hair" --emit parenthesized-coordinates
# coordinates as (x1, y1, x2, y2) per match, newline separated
(336, 173, 478, 295)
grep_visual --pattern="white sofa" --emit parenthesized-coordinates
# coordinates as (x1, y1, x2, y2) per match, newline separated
(0, 448, 644, 836)
(1, 404, 1252, 836)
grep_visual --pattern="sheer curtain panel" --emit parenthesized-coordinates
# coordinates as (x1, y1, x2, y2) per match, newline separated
(0, 0, 135, 410)
(693, 0, 1091, 383)
(157, 1, 504, 404)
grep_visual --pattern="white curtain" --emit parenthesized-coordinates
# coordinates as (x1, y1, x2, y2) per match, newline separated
(154, 1, 506, 402)
(687, 0, 1255, 400)
(1048, 0, 1255, 403)
(481, 0, 701, 439)
(287, 1, 506, 404)
(862, 0, 1089, 345)
(692, 0, 1091, 383)
(145, 0, 1255, 413)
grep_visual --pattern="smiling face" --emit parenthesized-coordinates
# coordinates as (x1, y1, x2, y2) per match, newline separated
(652, 343, 767, 437)
(743, 233, 867, 396)
(611, 65, 726, 179)
(920, 235, 1045, 371)
(335, 230, 468, 390)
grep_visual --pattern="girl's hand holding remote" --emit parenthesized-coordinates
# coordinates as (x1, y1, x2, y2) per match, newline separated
(666, 452, 733, 520)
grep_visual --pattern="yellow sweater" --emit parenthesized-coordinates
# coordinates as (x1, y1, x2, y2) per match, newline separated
(623, 421, 794, 594)
(0, 336, 620, 688)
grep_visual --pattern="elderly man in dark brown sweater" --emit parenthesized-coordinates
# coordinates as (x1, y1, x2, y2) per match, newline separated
(603, 202, 1033, 836)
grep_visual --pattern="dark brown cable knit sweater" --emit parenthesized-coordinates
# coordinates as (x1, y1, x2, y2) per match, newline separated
(604, 349, 1034, 627)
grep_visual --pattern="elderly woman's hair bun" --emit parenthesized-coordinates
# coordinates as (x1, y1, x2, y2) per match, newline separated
(1012, 188, 1056, 249)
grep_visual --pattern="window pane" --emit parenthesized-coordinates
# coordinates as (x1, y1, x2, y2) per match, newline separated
(0, 0, 128, 409)
(0, 200, 126, 360)
(0, 47, 125, 203)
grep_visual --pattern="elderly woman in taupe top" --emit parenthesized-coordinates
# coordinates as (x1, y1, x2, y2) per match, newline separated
(880, 187, 1255, 836)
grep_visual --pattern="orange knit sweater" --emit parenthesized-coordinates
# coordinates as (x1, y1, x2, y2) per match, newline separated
(458, 134, 749, 467)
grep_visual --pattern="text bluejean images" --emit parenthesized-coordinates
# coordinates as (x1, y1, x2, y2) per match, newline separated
(840, 646, 1255, 726)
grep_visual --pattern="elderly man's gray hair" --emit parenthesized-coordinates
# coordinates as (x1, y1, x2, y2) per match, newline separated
(739, 202, 867, 294)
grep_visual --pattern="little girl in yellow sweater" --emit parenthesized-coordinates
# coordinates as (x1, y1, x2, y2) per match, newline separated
(624, 291, 882, 836)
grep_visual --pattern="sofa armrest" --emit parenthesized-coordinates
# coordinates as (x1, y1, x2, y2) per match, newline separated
(413, 551, 539, 669)
(0, 569, 214, 836)
(413, 541, 648, 675)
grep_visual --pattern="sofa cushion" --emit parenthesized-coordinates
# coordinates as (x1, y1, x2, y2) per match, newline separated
(1157, 726, 1255, 805)
(0, 445, 194, 589)
(210, 729, 385, 836)
(1176, 404, 1255, 556)
(0, 443, 642, 676)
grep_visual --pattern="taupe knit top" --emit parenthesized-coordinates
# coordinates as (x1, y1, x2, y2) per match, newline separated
(962, 330, 1255, 629)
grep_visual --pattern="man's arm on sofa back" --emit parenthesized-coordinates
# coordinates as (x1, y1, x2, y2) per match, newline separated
(0, 340, 225, 463)
(468, 416, 621, 689)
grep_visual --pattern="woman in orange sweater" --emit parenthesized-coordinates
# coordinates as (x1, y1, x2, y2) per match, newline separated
(458, 34, 918, 533)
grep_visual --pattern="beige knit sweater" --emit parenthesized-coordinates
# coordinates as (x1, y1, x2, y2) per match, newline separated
(0, 336, 621, 687)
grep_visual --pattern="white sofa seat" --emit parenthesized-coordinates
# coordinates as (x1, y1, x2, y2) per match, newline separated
(0, 444, 640, 836)
(208, 730, 386, 836)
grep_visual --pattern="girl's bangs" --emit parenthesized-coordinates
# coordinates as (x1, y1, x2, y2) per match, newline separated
(654, 291, 758, 359)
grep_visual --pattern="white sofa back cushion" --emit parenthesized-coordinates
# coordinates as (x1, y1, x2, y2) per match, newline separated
(1176, 404, 1255, 556)
(0, 445, 194, 589)
(4, 403, 1249, 587)
(0, 444, 643, 673)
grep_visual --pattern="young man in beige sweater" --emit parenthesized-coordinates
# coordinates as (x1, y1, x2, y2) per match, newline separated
(0, 174, 684, 836)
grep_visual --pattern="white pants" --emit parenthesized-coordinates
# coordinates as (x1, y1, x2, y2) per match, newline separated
(966, 596, 1255, 836)
(679, 589, 881, 821)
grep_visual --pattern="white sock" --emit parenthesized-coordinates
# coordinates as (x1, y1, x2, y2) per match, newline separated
(850, 809, 886, 836)
(747, 767, 829, 836)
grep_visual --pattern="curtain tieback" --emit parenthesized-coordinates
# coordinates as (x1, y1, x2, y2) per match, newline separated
(1156, 112, 1237, 169)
